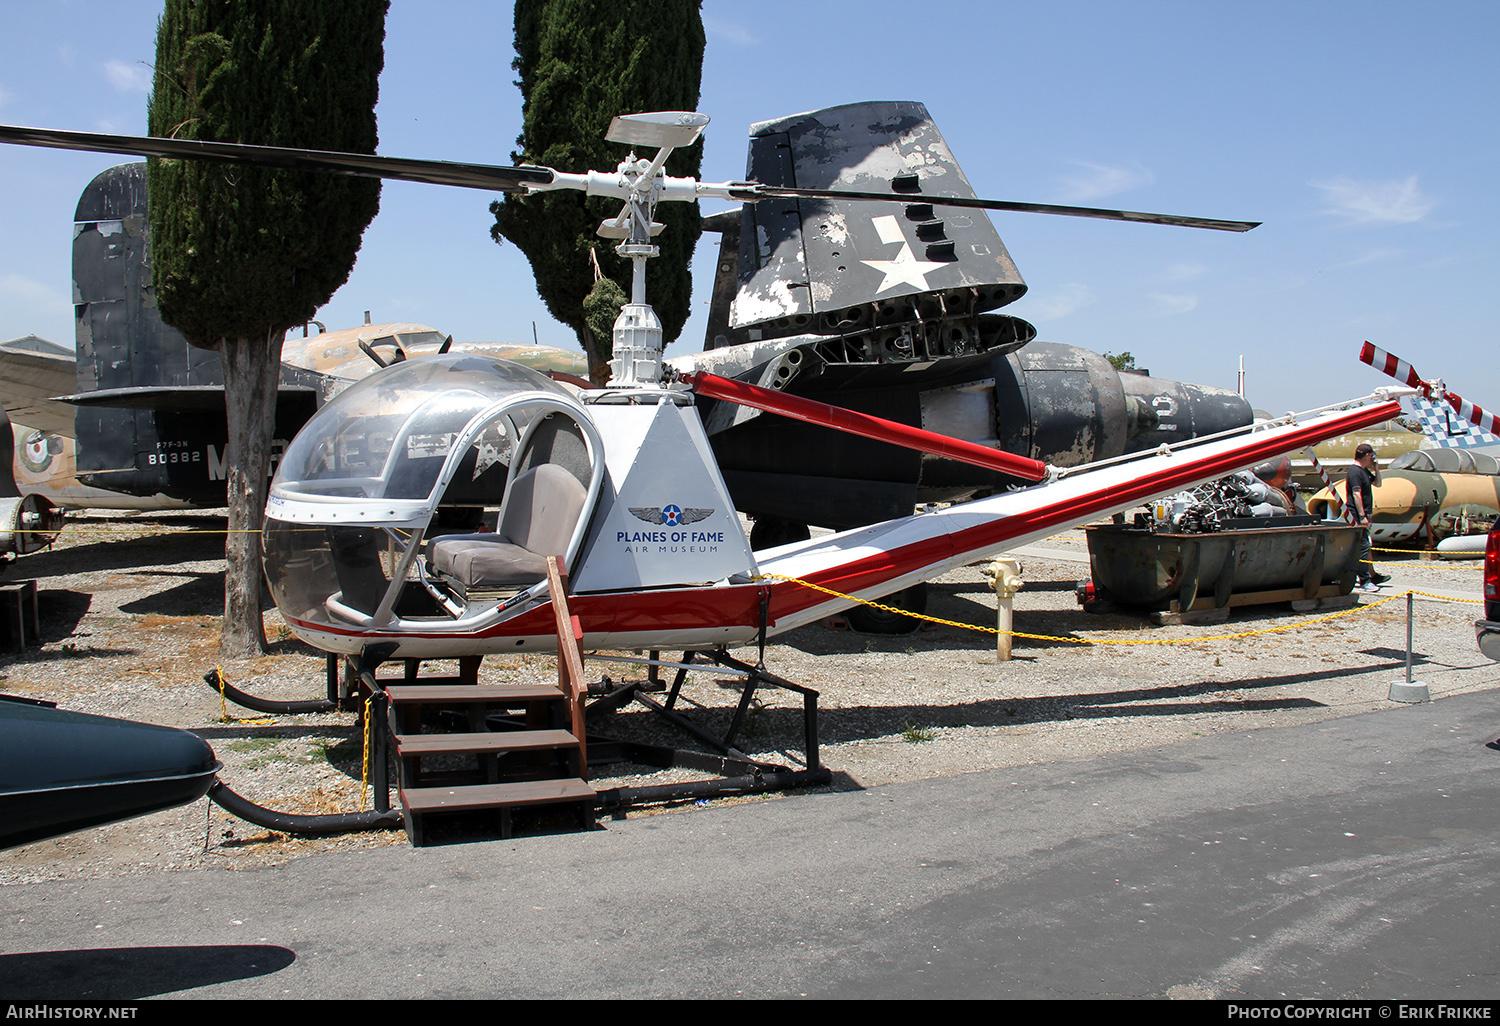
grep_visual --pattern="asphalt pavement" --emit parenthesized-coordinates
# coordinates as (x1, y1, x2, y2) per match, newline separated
(3, 686, 1499, 1000)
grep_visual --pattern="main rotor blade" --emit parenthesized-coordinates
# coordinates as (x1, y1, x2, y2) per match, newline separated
(0, 123, 1258, 230)
(0, 124, 554, 193)
(751, 185, 1260, 232)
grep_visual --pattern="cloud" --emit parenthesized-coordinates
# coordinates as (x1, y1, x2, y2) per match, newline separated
(103, 59, 151, 93)
(1022, 282, 1094, 322)
(1161, 262, 1206, 283)
(1056, 160, 1155, 202)
(702, 16, 759, 46)
(1312, 176, 1433, 225)
(1332, 246, 1402, 269)
(1145, 292, 1198, 316)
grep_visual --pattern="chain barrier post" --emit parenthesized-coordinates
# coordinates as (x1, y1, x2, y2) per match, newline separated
(1388, 590, 1431, 703)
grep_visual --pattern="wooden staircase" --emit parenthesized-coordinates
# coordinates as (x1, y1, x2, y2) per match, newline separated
(380, 558, 595, 846)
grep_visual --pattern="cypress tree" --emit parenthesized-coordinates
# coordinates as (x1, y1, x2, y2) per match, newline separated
(148, 1, 387, 657)
(491, 0, 705, 383)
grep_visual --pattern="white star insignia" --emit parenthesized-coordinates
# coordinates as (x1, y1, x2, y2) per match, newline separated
(861, 241, 945, 295)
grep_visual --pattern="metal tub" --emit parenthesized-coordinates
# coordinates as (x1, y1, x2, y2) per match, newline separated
(1085, 523, 1363, 613)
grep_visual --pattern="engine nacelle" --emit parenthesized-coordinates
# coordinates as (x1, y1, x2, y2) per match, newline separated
(0, 494, 63, 556)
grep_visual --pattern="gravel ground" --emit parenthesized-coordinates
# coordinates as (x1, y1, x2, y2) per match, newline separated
(1, 510, 1494, 883)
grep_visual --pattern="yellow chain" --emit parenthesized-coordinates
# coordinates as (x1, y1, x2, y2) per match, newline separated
(361, 695, 372, 809)
(758, 574, 1481, 647)
(1371, 546, 1484, 563)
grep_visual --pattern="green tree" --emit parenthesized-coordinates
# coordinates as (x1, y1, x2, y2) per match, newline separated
(1104, 351, 1137, 372)
(148, 1, 387, 657)
(492, 0, 705, 384)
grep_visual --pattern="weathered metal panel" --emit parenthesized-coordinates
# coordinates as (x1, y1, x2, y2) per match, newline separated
(70, 163, 228, 500)
(729, 101, 1027, 362)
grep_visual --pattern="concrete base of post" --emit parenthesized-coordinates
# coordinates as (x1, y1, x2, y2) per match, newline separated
(1388, 679, 1431, 703)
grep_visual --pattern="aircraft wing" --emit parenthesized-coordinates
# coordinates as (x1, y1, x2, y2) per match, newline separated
(757, 398, 1401, 632)
(0, 346, 76, 437)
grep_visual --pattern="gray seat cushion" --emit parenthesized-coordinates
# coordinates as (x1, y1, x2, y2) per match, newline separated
(428, 464, 587, 593)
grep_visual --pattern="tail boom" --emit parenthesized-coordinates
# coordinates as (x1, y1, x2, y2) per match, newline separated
(759, 400, 1401, 631)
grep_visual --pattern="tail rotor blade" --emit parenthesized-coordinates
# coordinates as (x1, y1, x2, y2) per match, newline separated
(1359, 340, 1427, 393)
(1445, 391, 1500, 435)
(1361, 341, 1498, 435)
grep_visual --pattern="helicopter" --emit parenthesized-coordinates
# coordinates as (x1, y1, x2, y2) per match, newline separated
(0, 109, 1403, 846)
(0, 114, 1394, 647)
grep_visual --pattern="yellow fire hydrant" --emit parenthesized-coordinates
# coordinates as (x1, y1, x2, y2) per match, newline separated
(982, 557, 1024, 661)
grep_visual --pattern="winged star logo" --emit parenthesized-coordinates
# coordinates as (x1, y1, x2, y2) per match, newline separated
(630, 504, 714, 527)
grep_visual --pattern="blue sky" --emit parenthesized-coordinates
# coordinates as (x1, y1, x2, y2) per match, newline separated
(0, 0, 1495, 413)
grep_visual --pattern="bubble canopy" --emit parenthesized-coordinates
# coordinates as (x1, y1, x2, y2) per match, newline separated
(267, 354, 593, 526)
(262, 354, 604, 634)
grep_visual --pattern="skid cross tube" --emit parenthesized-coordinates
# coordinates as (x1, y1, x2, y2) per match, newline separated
(587, 648, 823, 775)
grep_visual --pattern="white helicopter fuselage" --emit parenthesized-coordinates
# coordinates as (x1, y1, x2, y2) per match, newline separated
(263, 354, 1400, 660)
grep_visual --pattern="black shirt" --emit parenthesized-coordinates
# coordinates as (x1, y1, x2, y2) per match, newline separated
(1345, 464, 1375, 517)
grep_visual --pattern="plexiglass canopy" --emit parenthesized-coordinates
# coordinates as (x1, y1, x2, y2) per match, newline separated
(263, 354, 601, 633)
(268, 354, 583, 524)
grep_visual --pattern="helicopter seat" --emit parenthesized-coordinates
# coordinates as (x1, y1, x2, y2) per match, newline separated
(427, 463, 588, 602)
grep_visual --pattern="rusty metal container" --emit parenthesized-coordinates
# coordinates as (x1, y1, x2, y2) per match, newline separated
(1084, 522, 1363, 616)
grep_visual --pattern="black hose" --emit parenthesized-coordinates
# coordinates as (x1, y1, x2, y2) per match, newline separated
(207, 779, 403, 836)
(203, 668, 338, 715)
(593, 767, 833, 809)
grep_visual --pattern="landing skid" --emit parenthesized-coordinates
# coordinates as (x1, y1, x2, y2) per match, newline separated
(584, 648, 832, 809)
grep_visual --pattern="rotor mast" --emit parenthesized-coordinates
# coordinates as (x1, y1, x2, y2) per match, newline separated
(525, 111, 713, 389)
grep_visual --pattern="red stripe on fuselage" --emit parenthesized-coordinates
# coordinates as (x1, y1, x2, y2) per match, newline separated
(286, 582, 768, 646)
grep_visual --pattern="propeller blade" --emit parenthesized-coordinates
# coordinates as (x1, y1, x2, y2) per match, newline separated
(0, 124, 554, 193)
(747, 185, 1260, 232)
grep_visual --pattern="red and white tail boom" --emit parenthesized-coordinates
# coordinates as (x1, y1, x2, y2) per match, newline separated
(756, 398, 1400, 633)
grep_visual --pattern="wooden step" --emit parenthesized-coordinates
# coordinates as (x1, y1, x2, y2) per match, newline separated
(379, 648, 591, 844)
(400, 778, 595, 844)
(402, 778, 594, 814)
(393, 729, 579, 757)
(384, 684, 566, 706)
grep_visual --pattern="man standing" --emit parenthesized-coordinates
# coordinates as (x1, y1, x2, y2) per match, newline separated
(1346, 442, 1391, 592)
